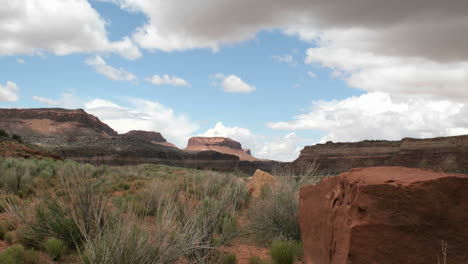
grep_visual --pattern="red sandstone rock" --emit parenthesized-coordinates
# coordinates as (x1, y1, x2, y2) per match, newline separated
(246, 169, 277, 198)
(186, 137, 258, 161)
(291, 136, 468, 173)
(298, 167, 468, 264)
(123, 130, 177, 148)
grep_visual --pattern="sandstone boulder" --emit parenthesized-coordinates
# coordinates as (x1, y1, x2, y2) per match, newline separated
(298, 167, 468, 264)
(247, 169, 277, 198)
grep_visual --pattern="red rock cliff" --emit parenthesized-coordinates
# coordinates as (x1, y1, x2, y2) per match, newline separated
(186, 137, 258, 161)
(298, 167, 468, 264)
(291, 135, 468, 173)
(0, 108, 117, 137)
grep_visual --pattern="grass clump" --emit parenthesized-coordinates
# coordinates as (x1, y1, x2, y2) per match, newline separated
(270, 241, 303, 264)
(43, 237, 67, 260)
(248, 256, 270, 264)
(219, 252, 237, 264)
(0, 244, 38, 264)
(5, 232, 14, 244)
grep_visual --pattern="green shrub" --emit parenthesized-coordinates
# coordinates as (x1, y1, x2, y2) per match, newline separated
(0, 129, 9, 138)
(43, 237, 67, 260)
(248, 182, 301, 241)
(0, 244, 38, 264)
(0, 195, 20, 213)
(270, 241, 303, 264)
(5, 232, 14, 244)
(1, 219, 17, 231)
(11, 134, 22, 143)
(248, 256, 269, 264)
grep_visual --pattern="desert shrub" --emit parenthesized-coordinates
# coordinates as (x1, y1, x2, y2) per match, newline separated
(0, 224, 5, 240)
(270, 241, 303, 264)
(0, 245, 38, 264)
(1, 219, 17, 231)
(248, 256, 270, 264)
(0, 195, 20, 213)
(80, 210, 198, 264)
(0, 129, 8, 138)
(11, 134, 22, 143)
(219, 252, 237, 264)
(43, 237, 67, 260)
(248, 181, 301, 242)
(5, 232, 14, 244)
(0, 162, 33, 196)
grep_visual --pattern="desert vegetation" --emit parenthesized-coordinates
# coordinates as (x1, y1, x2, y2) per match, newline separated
(0, 157, 324, 263)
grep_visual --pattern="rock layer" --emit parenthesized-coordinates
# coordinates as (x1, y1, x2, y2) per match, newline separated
(298, 167, 468, 264)
(291, 136, 468, 173)
(0, 108, 278, 173)
(186, 137, 258, 161)
(0, 108, 117, 137)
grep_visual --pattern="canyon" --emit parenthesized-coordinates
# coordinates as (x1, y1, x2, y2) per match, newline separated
(291, 136, 468, 173)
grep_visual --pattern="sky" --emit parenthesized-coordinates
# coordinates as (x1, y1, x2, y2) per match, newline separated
(1, 0, 468, 161)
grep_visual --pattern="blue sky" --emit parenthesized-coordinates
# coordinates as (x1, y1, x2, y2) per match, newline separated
(1, 0, 468, 161)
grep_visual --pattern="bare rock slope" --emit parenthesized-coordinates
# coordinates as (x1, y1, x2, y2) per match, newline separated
(291, 136, 468, 173)
(298, 167, 468, 264)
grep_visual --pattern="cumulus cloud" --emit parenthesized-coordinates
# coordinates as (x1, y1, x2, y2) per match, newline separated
(86, 56, 136, 81)
(98, 0, 468, 63)
(85, 98, 199, 147)
(199, 122, 303, 161)
(272, 54, 296, 66)
(214, 74, 256, 94)
(307, 71, 317, 78)
(147, 74, 190, 87)
(0, 0, 141, 59)
(0, 81, 19, 102)
(268, 92, 468, 143)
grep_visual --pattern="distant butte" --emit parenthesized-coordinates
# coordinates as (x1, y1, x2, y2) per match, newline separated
(185, 137, 259, 161)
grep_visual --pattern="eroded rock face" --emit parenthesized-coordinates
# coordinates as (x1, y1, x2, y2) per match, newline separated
(298, 167, 468, 264)
(186, 137, 259, 161)
(0, 108, 117, 137)
(123, 130, 177, 148)
(291, 135, 468, 173)
(0, 108, 279, 174)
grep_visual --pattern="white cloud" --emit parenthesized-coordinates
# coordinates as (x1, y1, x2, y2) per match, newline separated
(199, 122, 303, 161)
(305, 43, 468, 101)
(0, 0, 141, 59)
(86, 56, 136, 81)
(256, 132, 303, 162)
(0, 81, 19, 102)
(147, 74, 190, 87)
(16, 58, 25, 64)
(32, 93, 82, 108)
(307, 71, 317, 78)
(214, 74, 256, 94)
(85, 98, 199, 147)
(268, 92, 468, 143)
(272, 54, 296, 66)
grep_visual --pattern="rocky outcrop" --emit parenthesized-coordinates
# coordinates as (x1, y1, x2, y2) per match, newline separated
(186, 137, 259, 161)
(298, 167, 468, 264)
(246, 169, 277, 198)
(291, 135, 468, 173)
(123, 130, 177, 148)
(0, 108, 117, 137)
(0, 108, 280, 173)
